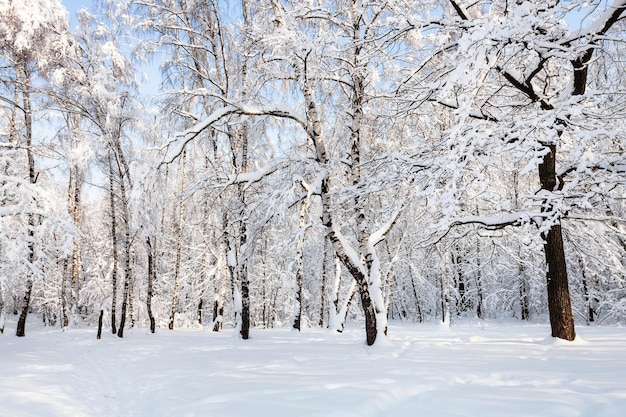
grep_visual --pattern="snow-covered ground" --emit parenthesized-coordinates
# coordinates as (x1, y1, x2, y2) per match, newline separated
(1, 318, 625, 417)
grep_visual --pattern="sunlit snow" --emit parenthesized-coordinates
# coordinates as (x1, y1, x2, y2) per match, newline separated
(1, 317, 625, 417)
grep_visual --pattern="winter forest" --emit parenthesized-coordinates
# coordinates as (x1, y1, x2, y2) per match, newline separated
(1, 0, 626, 349)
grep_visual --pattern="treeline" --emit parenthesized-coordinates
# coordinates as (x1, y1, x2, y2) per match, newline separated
(0, 0, 625, 344)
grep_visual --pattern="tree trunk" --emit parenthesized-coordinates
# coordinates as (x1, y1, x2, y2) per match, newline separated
(213, 212, 229, 332)
(301, 57, 383, 345)
(538, 145, 575, 341)
(543, 224, 575, 340)
(212, 298, 223, 332)
(169, 150, 187, 330)
(116, 170, 132, 338)
(146, 237, 156, 333)
(439, 252, 451, 326)
(97, 309, 103, 340)
(577, 254, 595, 324)
(70, 167, 82, 322)
(61, 257, 70, 328)
(117, 231, 132, 338)
(16, 64, 36, 338)
(408, 266, 423, 323)
(328, 254, 357, 333)
(15, 280, 33, 337)
(519, 261, 530, 321)
(319, 238, 330, 327)
(108, 154, 118, 335)
(358, 284, 378, 346)
(293, 184, 309, 331)
(117, 286, 129, 338)
(475, 238, 484, 320)
(240, 264, 250, 339)
(238, 2, 252, 340)
(0, 308, 6, 334)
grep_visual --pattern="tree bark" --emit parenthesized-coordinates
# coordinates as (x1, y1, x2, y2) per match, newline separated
(213, 215, 228, 332)
(116, 153, 132, 338)
(319, 238, 329, 327)
(70, 165, 82, 321)
(15, 280, 33, 337)
(97, 309, 103, 339)
(292, 183, 310, 331)
(61, 257, 69, 328)
(518, 261, 530, 321)
(542, 224, 575, 339)
(16, 63, 36, 338)
(146, 237, 156, 333)
(475, 237, 484, 320)
(108, 154, 119, 335)
(169, 150, 187, 330)
(408, 267, 423, 323)
(0, 308, 6, 334)
(328, 254, 357, 333)
(538, 145, 575, 341)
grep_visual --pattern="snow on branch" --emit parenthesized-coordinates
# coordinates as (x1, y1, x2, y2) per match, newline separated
(159, 102, 307, 166)
(571, 0, 626, 40)
(367, 183, 415, 249)
(332, 223, 367, 278)
(448, 0, 470, 21)
(225, 159, 291, 191)
(369, 210, 403, 247)
(160, 106, 238, 165)
(448, 212, 527, 230)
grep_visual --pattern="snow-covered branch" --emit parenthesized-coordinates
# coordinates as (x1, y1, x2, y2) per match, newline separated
(569, 0, 626, 41)
(225, 159, 292, 191)
(448, 212, 528, 230)
(331, 223, 367, 278)
(160, 103, 308, 165)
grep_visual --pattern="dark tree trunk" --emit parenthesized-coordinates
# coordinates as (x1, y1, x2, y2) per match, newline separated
(61, 257, 69, 328)
(117, 238, 131, 339)
(108, 154, 118, 335)
(16, 65, 36, 338)
(475, 263, 484, 320)
(97, 309, 103, 340)
(292, 262, 304, 331)
(359, 286, 378, 346)
(581, 269, 595, 324)
(240, 265, 250, 339)
(543, 224, 575, 340)
(0, 310, 5, 334)
(293, 184, 310, 331)
(409, 269, 423, 323)
(538, 145, 575, 341)
(15, 280, 33, 337)
(319, 238, 329, 327)
(117, 286, 129, 338)
(117, 154, 132, 338)
(519, 274, 530, 321)
(212, 299, 222, 332)
(146, 237, 156, 333)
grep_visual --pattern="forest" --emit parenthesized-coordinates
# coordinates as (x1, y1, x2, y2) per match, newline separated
(0, 0, 625, 346)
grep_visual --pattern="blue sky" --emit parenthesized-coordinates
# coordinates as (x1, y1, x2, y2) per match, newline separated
(61, 0, 89, 26)
(61, 0, 162, 96)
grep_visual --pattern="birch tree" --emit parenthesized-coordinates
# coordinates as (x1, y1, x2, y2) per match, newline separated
(0, 0, 77, 337)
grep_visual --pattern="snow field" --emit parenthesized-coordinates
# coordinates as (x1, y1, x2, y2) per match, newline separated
(1, 319, 625, 417)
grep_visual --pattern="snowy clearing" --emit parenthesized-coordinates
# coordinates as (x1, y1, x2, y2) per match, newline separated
(1, 319, 625, 417)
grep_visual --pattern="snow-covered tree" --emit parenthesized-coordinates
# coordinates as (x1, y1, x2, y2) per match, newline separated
(400, 0, 626, 340)
(0, 0, 77, 336)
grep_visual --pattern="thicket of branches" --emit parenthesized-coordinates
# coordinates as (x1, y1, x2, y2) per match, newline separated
(1, 0, 625, 344)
